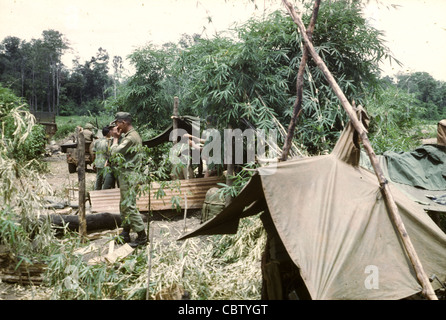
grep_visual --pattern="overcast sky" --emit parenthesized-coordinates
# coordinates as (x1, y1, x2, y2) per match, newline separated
(1, 0, 445, 81)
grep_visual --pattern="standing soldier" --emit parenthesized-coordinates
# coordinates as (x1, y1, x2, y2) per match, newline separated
(110, 112, 147, 247)
(92, 126, 111, 190)
(83, 123, 97, 143)
(102, 125, 118, 189)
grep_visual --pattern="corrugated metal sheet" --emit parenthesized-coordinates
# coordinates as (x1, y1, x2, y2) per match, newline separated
(89, 176, 224, 213)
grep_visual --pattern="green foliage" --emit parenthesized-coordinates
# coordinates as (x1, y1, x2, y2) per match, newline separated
(62, 48, 113, 116)
(0, 85, 47, 166)
(121, 43, 179, 130)
(312, 0, 394, 90)
(42, 214, 265, 300)
(395, 72, 446, 119)
(14, 124, 47, 160)
(0, 85, 58, 260)
(123, 1, 396, 155)
(3, 1, 445, 301)
(365, 85, 426, 154)
(44, 235, 148, 300)
(0, 31, 117, 117)
(0, 30, 69, 114)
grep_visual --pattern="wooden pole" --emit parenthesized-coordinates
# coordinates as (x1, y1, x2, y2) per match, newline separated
(281, 0, 321, 161)
(281, 0, 438, 300)
(173, 96, 179, 143)
(77, 128, 87, 241)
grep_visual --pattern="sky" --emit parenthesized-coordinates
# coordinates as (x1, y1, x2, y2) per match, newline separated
(0, 0, 445, 81)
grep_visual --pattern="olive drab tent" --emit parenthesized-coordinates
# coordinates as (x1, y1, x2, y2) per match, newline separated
(359, 119, 446, 218)
(142, 115, 200, 148)
(178, 112, 446, 300)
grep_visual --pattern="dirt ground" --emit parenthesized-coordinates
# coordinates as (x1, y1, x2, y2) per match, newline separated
(0, 141, 202, 300)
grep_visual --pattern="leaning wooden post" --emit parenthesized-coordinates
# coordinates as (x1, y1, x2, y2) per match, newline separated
(282, 0, 438, 300)
(77, 127, 87, 241)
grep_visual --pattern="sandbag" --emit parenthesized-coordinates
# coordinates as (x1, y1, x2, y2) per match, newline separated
(201, 187, 225, 223)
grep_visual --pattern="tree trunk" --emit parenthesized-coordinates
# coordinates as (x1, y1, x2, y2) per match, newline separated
(56, 63, 60, 115)
(47, 212, 124, 232)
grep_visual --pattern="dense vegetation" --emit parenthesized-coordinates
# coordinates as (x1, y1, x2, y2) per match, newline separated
(1, 3, 444, 155)
(0, 30, 119, 116)
(1, 0, 445, 300)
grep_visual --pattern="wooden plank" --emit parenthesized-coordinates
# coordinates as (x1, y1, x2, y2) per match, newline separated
(89, 176, 224, 213)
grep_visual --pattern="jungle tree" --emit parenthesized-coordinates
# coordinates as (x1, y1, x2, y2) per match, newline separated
(0, 30, 69, 114)
(396, 72, 446, 119)
(123, 1, 397, 154)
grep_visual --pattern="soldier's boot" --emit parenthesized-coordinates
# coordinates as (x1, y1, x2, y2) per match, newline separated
(115, 227, 131, 244)
(129, 230, 147, 248)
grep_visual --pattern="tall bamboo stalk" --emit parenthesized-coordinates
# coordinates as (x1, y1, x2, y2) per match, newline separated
(282, 0, 438, 300)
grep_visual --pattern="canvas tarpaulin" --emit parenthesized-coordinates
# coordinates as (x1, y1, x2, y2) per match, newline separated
(142, 115, 200, 148)
(179, 120, 446, 300)
(359, 148, 446, 214)
(383, 144, 446, 191)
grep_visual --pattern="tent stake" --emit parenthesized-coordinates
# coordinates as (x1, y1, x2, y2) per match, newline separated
(282, 0, 438, 300)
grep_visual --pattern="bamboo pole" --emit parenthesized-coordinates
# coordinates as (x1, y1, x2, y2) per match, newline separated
(281, 0, 321, 161)
(281, 0, 438, 300)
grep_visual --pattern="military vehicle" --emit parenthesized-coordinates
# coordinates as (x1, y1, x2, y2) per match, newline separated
(61, 140, 95, 173)
(31, 111, 57, 140)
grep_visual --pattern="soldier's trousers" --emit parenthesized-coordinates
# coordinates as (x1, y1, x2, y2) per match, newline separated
(102, 168, 117, 189)
(94, 167, 106, 190)
(117, 171, 145, 233)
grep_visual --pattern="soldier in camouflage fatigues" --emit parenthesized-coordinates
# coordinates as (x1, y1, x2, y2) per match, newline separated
(102, 125, 119, 190)
(110, 112, 147, 247)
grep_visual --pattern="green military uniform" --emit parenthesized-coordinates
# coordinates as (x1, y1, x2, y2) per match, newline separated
(110, 126, 145, 233)
(102, 137, 117, 189)
(92, 137, 109, 190)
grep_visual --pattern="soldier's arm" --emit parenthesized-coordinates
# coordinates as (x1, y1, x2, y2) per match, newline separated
(110, 136, 133, 156)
